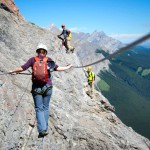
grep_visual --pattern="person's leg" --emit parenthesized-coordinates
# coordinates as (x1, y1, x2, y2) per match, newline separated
(68, 39, 75, 53)
(90, 83, 94, 98)
(66, 37, 74, 53)
(87, 82, 93, 98)
(32, 94, 47, 133)
(67, 39, 73, 52)
(43, 89, 53, 131)
(57, 36, 64, 41)
(64, 38, 69, 53)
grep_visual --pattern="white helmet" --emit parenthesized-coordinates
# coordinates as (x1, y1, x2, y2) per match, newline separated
(36, 43, 48, 52)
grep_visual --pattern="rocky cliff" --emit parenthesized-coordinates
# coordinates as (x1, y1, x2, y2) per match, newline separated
(0, 4, 150, 150)
(0, 0, 22, 18)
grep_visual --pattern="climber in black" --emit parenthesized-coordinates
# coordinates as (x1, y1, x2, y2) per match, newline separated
(57, 24, 75, 53)
(57, 24, 67, 49)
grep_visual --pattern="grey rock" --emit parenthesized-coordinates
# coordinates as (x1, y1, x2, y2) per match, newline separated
(0, 7, 150, 150)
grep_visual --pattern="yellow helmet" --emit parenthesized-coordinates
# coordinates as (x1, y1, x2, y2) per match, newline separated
(88, 66, 92, 71)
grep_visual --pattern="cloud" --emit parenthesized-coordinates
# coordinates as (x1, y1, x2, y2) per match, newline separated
(109, 33, 144, 43)
(109, 33, 144, 38)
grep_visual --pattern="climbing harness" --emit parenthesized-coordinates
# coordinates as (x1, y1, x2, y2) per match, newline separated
(31, 85, 53, 95)
(73, 33, 150, 68)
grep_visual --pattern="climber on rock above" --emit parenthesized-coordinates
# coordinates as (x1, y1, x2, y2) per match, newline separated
(57, 24, 67, 50)
(9, 43, 72, 138)
(57, 24, 75, 53)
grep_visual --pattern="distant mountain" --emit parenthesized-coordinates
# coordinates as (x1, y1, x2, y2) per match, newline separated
(46, 24, 60, 34)
(71, 30, 123, 53)
(97, 46, 150, 139)
(46, 24, 123, 78)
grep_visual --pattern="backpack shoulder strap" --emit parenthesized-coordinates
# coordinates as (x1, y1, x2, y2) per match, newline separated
(34, 56, 40, 61)
(34, 56, 48, 62)
(43, 57, 48, 62)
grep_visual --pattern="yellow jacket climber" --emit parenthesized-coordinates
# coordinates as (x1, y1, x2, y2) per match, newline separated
(84, 66, 95, 98)
(85, 66, 95, 84)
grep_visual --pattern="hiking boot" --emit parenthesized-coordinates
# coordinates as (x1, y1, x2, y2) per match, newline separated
(71, 47, 75, 53)
(38, 130, 49, 138)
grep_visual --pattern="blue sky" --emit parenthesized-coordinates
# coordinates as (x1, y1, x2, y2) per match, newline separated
(14, 0, 150, 43)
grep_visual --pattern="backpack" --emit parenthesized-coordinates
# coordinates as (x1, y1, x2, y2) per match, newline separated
(32, 57, 49, 85)
(67, 30, 72, 39)
(68, 31, 72, 39)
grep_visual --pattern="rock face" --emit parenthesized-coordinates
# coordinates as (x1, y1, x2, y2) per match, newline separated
(0, 0, 22, 18)
(0, 5, 150, 150)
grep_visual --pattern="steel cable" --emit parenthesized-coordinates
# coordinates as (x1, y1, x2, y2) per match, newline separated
(73, 33, 150, 68)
